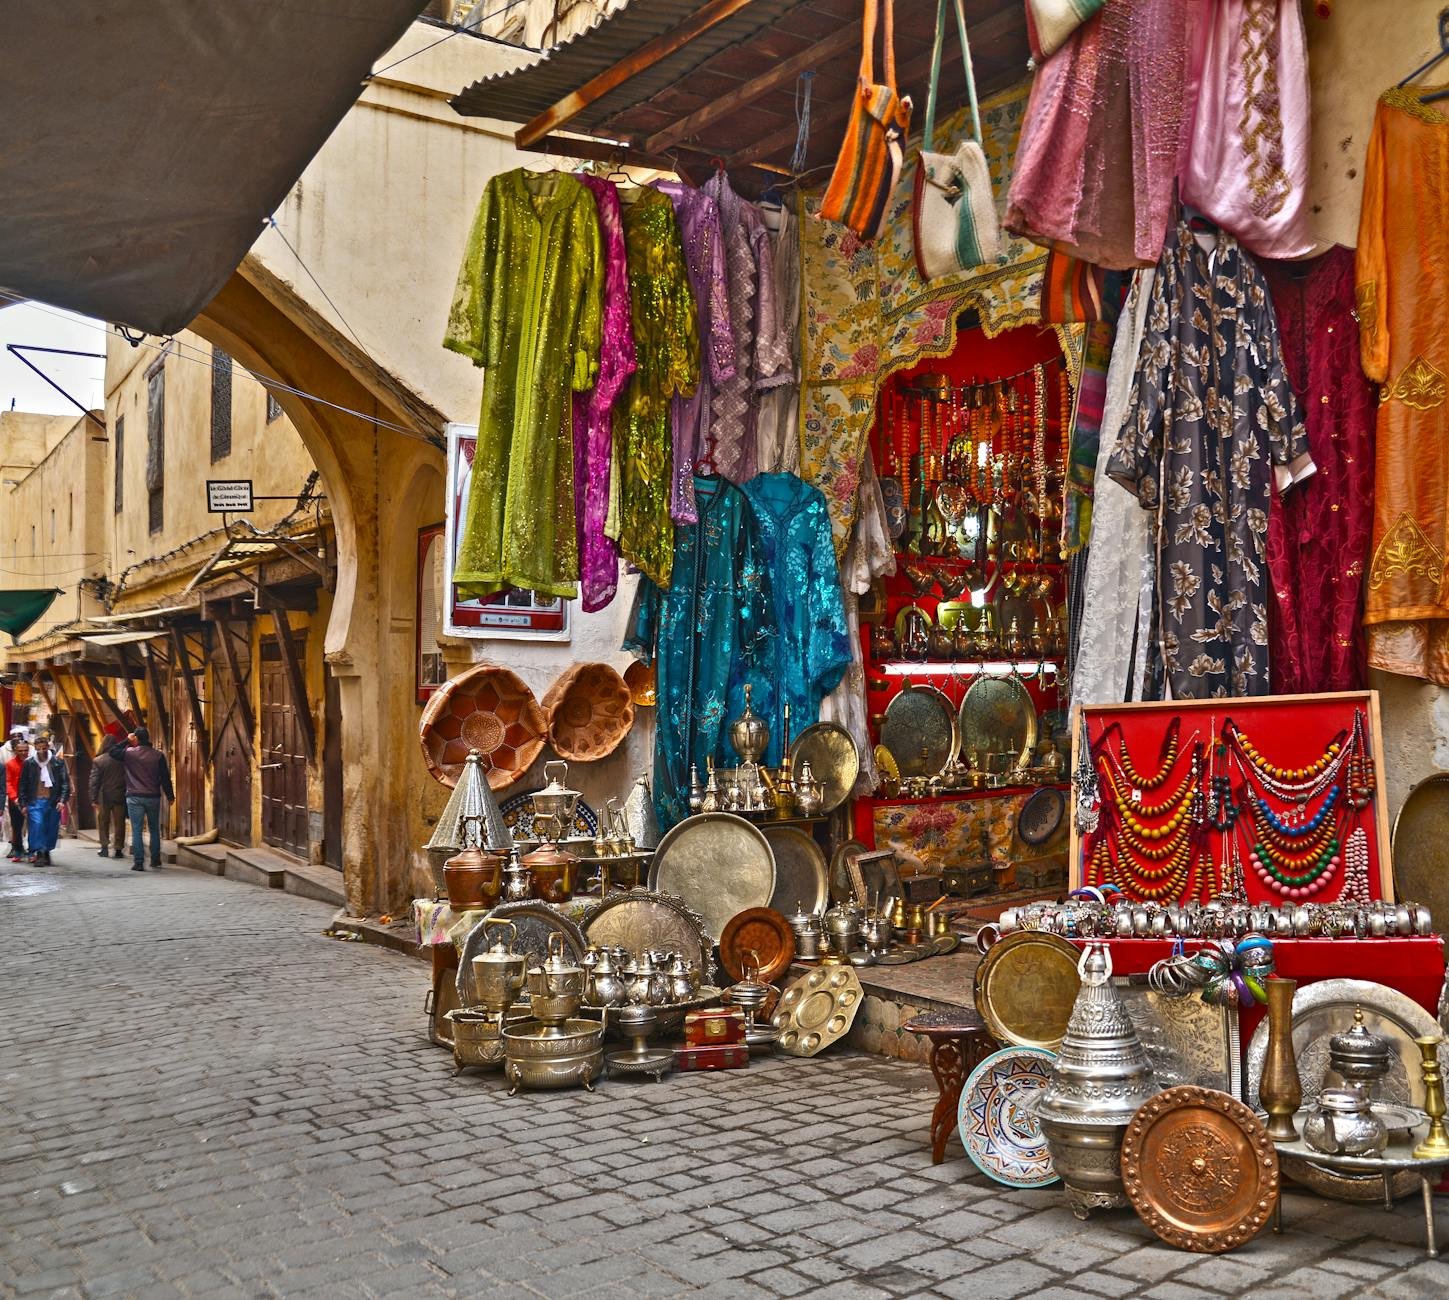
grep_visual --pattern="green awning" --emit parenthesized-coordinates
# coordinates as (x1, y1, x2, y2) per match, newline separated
(0, 589, 61, 640)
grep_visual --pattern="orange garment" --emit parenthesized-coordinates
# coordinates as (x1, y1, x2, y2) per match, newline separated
(1356, 87, 1449, 683)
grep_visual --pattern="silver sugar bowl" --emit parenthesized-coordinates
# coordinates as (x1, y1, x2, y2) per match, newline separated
(1327, 1006, 1392, 1099)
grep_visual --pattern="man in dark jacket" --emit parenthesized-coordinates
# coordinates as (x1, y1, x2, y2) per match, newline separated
(112, 727, 174, 871)
(18, 735, 71, 865)
(88, 745, 129, 859)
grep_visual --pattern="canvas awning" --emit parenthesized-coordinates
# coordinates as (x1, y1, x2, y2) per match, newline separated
(0, 589, 60, 641)
(0, 1, 430, 334)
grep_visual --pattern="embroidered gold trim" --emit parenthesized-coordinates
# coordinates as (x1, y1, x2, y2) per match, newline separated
(1355, 280, 1378, 356)
(1369, 514, 1445, 591)
(1380, 85, 1449, 125)
(1240, 1, 1291, 220)
(1382, 354, 1448, 410)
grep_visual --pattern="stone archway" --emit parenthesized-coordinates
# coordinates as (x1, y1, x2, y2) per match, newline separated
(189, 260, 447, 915)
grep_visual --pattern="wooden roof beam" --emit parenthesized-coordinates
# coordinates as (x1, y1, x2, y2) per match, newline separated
(516, 0, 765, 150)
(643, 20, 862, 156)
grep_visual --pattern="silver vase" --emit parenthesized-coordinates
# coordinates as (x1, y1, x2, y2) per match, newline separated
(623, 774, 660, 850)
(1036, 942, 1159, 1218)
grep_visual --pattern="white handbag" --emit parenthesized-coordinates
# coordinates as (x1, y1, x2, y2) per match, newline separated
(911, 0, 1001, 282)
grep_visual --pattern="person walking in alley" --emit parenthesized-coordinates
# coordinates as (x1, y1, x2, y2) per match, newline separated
(88, 743, 128, 859)
(112, 728, 173, 872)
(18, 735, 70, 866)
(6, 737, 29, 860)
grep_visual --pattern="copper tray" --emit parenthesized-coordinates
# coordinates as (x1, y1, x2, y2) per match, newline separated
(973, 930, 1080, 1051)
(881, 682, 957, 778)
(579, 887, 715, 984)
(419, 663, 546, 790)
(649, 812, 776, 942)
(623, 659, 657, 707)
(790, 722, 859, 813)
(1391, 771, 1449, 918)
(454, 902, 587, 1006)
(719, 907, 796, 984)
(1121, 1086, 1279, 1254)
(763, 824, 829, 915)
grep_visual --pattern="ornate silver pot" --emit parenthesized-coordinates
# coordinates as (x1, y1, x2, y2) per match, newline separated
(1302, 1087, 1389, 1157)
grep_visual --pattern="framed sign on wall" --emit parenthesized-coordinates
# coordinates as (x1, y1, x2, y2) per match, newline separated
(443, 423, 572, 642)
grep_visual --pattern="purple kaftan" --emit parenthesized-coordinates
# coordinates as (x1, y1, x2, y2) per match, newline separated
(702, 171, 791, 485)
(652, 179, 736, 524)
(572, 175, 637, 611)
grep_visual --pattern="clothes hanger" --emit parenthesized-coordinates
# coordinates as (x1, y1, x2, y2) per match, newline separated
(1400, 7, 1449, 100)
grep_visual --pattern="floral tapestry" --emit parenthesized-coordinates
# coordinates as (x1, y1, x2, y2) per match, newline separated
(872, 793, 1032, 878)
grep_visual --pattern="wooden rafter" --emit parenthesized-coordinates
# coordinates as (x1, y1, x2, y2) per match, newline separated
(117, 644, 147, 733)
(73, 673, 112, 737)
(32, 671, 64, 750)
(83, 668, 131, 733)
(211, 616, 255, 748)
(46, 669, 91, 759)
(142, 643, 170, 743)
(269, 604, 316, 763)
(170, 627, 211, 763)
(644, 20, 862, 155)
(516, 0, 764, 149)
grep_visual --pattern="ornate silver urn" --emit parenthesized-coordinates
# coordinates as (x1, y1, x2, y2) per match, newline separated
(1036, 943, 1159, 1218)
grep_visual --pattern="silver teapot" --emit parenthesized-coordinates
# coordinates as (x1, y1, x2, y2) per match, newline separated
(585, 947, 627, 1009)
(666, 954, 698, 1004)
(625, 952, 670, 1007)
(1302, 1087, 1389, 1157)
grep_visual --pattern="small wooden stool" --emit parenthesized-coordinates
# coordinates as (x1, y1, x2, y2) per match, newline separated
(903, 1009, 998, 1164)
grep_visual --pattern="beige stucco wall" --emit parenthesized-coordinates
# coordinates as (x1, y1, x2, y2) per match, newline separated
(1303, 0, 1449, 819)
(0, 412, 108, 643)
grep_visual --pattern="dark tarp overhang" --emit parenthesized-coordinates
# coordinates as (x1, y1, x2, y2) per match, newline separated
(0, 589, 61, 641)
(0, 1, 430, 335)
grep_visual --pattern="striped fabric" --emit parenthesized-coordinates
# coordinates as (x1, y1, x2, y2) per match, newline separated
(1039, 247, 1108, 324)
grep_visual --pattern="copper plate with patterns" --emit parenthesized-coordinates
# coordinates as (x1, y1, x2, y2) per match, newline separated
(419, 663, 546, 790)
(719, 907, 796, 985)
(973, 930, 1080, 1051)
(1121, 1086, 1279, 1254)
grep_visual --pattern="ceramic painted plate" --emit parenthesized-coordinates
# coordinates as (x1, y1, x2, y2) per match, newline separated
(499, 789, 598, 840)
(649, 813, 776, 943)
(790, 722, 859, 813)
(973, 930, 1081, 1051)
(958, 1046, 1059, 1189)
(764, 824, 829, 915)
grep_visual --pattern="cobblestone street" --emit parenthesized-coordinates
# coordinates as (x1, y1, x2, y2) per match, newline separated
(2, 841, 1446, 1299)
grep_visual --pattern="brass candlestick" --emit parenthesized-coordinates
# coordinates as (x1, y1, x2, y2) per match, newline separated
(1412, 1036, 1449, 1159)
(1260, 977, 1302, 1142)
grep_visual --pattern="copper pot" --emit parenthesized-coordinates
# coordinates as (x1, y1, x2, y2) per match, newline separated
(443, 839, 504, 911)
(524, 841, 578, 903)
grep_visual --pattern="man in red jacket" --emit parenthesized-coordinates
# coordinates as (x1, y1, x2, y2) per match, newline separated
(5, 738, 28, 861)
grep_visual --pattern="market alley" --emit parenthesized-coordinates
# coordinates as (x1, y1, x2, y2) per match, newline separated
(0, 842, 1442, 1299)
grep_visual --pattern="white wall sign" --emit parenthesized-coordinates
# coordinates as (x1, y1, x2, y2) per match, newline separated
(206, 479, 254, 512)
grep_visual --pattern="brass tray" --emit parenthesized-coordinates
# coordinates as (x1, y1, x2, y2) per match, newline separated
(1121, 1086, 1279, 1254)
(790, 722, 859, 813)
(455, 903, 587, 1006)
(773, 966, 863, 1057)
(973, 930, 1080, 1051)
(1244, 977, 1442, 1111)
(873, 745, 899, 784)
(649, 812, 776, 943)
(958, 675, 1037, 767)
(1391, 771, 1449, 918)
(579, 887, 715, 985)
(881, 682, 957, 778)
(763, 824, 829, 915)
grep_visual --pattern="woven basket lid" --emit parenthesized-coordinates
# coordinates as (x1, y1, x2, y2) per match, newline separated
(418, 662, 546, 790)
(541, 662, 635, 763)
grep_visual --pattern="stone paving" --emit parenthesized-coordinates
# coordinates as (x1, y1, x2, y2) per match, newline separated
(2, 840, 1447, 1299)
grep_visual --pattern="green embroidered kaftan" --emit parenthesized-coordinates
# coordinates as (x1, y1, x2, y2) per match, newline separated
(444, 169, 602, 599)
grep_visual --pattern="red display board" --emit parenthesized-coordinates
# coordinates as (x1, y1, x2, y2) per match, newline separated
(1070, 693, 1393, 906)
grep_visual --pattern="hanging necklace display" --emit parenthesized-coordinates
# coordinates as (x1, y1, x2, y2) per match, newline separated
(1073, 712, 1101, 836)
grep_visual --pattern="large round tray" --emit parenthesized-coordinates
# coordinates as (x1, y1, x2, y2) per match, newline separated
(881, 683, 957, 778)
(790, 722, 859, 813)
(579, 888, 715, 985)
(1391, 772, 1449, 924)
(455, 902, 588, 1007)
(541, 662, 635, 762)
(958, 1046, 1060, 1189)
(959, 675, 1037, 766)
(649, 812, 776, 943)
(1121, 1086, 1278, 1254)
(1244, 978, 1442, 1111)
(719, 907, 795, 984)
(420, 663, 546, 790)
(973, 930, 1080, 1051)
(763, 825, 829, 915)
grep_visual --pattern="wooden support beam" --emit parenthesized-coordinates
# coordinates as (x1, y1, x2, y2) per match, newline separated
(269, 605, 316, 763)
(46, 670, 91, 759)
(644, 20, 862, 155)
(211, 616, 255, 745)
(516, 0, 763, 149)
(73, 673, 111, 738)
(32, 672, 63, 750)
(142, 643, 170, 744)
(532, 133, 677, 172)
(170, 627, 210, 763)
(117, 645, 146, 732)
(83, 668, 131, 732)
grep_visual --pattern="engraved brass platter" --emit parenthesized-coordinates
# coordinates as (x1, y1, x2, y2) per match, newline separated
(958, 675, 1037, 768)
(456, 902, 587, 1006)
(579, 887, 715, 985)
(973, 930, 1080, 1051)
(763, 824, 829, 915)
(648, 812, 776, 943)
(790, 721, 859, 813)
(881, 682, 958, 778)
(1120, 1086, 1279, 1254)
(1391, 771, 1449, 918)
(772, 966, 863, 1057)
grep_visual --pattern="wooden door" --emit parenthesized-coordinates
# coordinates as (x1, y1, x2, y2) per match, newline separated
(260, 640, 309, 858)
(212, 653, 253, 846)
(170, 675, 206, 837)
(322, 668, 343, 871)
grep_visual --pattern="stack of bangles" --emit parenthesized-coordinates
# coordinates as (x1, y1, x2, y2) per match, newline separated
(1147, 935, 1275, 1006)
